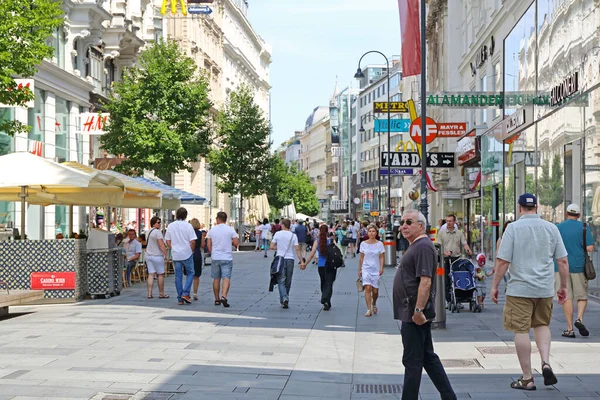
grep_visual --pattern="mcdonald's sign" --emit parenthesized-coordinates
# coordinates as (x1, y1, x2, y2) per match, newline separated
(395, 140, 417, 152)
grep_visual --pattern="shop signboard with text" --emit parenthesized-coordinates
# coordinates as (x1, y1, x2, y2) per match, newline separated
(30, 272, 76, 290)
(373, 101, 409, 113)
(374, 119, 410, 133)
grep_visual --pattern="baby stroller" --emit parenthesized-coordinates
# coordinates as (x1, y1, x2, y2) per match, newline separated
(448, 258, 478, 313)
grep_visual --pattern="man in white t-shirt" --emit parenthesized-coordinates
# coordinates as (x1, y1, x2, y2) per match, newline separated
(165, 207, 197, 305)
(207, 211, 239, 308)
(270, 218, 305, 308)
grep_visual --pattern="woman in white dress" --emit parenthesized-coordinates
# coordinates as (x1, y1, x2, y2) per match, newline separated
(358, 224, 385, 317)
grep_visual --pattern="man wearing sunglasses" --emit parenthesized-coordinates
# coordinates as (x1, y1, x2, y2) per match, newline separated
(393, 210, 456, 400)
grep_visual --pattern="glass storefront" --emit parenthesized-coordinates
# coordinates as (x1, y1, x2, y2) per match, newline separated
(28, 88, 45, 146)
(55, 97, 69, 162)
(0, 108, 14, 226)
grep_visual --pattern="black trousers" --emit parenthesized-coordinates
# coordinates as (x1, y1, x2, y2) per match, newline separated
(318, 267, 336, 305)
(400, 322, 456, 400)
(444, 256, 459, 302)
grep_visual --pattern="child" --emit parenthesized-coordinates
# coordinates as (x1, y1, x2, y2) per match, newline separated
(475, 253, 491, 311)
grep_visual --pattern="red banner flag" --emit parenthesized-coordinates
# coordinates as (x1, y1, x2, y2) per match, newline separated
(398, 0, 421, 77)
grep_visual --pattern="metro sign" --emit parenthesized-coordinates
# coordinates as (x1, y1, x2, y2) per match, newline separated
(410, 117, 437, 145)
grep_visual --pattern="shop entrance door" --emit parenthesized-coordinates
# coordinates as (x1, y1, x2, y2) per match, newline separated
(465, 195, 482, 255)
(565, 139, 582, 211)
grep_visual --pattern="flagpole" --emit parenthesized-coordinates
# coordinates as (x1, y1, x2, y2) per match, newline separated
(419, 0, 429, 229)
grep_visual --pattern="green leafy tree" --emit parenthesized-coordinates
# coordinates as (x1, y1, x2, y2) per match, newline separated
(266, 156, 293, 210)
(100, 39, 213, 177)
(0, 0, 63, 136)
(207, 84, 272, 226)
(266, 159, 319, 216)
(538, 154, 563, 221)
(504, 168, 535, 214)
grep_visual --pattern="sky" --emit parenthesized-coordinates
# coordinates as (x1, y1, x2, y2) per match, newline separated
(247, 0, 402, 149)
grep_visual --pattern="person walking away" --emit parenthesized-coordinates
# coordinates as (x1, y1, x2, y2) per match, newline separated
(272, 219, 282, 235)
(305, 225, 336, 310)
(294, 221, 308, 260)
(124, 229, 142, 287)
(207, 211, 239, 308)
(190, 218, 205, 301)
(436, 214, 472, 305)
(493, 220, 512, 292)
(378, 222, 386, 241)
(165, 208, 197, 305)
(310, 224, 320, 264)
(393, 210, 456, 400)
(254, 221, 262, 252)
(337, 223, 349, 258)
(359, 224, 385, 317)
(556, 203, 594, 338)
(491, 193, 569, 390)
(270, 218, 305, 308)
(145, 217, 169, 299)
(357, 221, 368, 252)
(346, 220, 356, 258)
(260, 218, 271, 258)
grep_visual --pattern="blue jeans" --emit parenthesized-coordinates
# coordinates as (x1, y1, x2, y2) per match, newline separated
(263, 239, 269, 254)
(174, 255, 194, 301)
(125, 261, 136, 286)
(277, 259, 295, 303)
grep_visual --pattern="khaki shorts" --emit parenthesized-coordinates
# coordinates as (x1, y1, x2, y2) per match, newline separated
(503, 295, 553, 334)
(299, 243, 307, 253)
(554, 272, 588, 301)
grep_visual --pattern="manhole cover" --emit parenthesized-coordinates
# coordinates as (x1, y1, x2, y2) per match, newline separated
(477, 346, 538, 355)
(441, 359, 482, 368)
(354, 384, 402, 394)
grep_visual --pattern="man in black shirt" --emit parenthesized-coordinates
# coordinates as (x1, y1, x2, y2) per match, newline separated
(393, 210, 456, 400)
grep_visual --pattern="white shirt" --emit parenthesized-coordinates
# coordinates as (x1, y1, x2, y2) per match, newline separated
(207, 223, 238, 261)
(350, 224, 358, 239)
(145, 228, 165, 257)
(165, 220, 197, 261)
(272, 230, 299, 260)
(360, 241, 385, 274)
(260, 224, 271, 237)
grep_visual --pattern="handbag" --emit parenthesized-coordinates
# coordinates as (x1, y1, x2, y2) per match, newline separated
(356, 277, 364, 292)
(269, 233, 295, 275)
(399, 263, 436, 321)
(266, 230, 273, 241)
(583, 223, 596, 280)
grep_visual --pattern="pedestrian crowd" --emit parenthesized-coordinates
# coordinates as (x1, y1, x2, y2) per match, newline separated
(115, 194, 596, 400)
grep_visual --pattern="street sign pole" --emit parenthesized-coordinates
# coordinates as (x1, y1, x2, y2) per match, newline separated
(419, 0, 430, 230)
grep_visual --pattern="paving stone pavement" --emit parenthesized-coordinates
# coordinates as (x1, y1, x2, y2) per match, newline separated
(1, 250, 600, 399)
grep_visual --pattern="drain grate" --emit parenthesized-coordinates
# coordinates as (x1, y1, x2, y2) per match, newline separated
(334, 291, 353, 295)
(477, 346, 538, 355)
(441, 358, 482, 368)
(354, 384, 402, 394)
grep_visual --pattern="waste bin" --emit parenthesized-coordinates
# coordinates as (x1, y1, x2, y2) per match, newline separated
(432, 243, 446, 329)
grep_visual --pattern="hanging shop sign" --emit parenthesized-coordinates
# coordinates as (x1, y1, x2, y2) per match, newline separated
(437, 123, 467, 138)
(81, 113, 110, 135)
(505, 108, 526, 135)
(373, 101, 409, 113)
(374, 119, 411, 133)
(469, 36, 495, 76)
(550, 72, 579, 107)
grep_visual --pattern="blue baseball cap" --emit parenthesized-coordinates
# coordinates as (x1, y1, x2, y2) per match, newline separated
(518, 193, 537, 207)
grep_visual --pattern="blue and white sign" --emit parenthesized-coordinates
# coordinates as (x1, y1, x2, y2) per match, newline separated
(188, 5, 212, 14)
(375, 119, 411, 133)
(380, 168, 415, 175)
(363, 203, 371, 211)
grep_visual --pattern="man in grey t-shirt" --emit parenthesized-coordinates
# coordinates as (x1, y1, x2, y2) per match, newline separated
(492, 193, 569, 391)
(393, 210, 456, 400)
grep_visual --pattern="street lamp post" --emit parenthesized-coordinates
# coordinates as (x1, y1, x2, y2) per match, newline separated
(355, 51, 392, 232)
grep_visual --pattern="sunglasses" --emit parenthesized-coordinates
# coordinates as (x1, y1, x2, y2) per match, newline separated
(400, 219, 416, 226)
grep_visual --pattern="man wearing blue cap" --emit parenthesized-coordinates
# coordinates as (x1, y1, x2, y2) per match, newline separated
(491, 193, 569, 391)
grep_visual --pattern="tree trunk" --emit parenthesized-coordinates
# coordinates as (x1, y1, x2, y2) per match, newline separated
(239, 194, 244, 230)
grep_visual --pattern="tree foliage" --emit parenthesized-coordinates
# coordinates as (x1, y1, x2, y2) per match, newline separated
(538, 154, 563, 220)
(207, 84, 272, 221)
(266, 159, 319, 216)
(100, 39, 213, 177)
(0, 0, 63, 136)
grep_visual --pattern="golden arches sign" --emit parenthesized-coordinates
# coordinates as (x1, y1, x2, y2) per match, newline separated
(395, 140, 417, 152)
(161, 0, 187, 15)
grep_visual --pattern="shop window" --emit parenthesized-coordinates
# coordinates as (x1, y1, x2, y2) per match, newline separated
(55, 97, 69, 162)
(86, 47, 103, 93)
(0, 108, 14, 156)
(27, 88, 45, 145)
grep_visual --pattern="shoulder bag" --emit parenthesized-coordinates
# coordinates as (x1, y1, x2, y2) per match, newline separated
(398, 263, 436, 321)
(583, 223, 596, 280)
(270, 233, 295, 275)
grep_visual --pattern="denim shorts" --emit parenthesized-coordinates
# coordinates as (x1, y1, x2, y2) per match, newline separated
(211, 259, 233, 279)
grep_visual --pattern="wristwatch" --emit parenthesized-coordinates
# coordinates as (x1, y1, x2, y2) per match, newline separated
(415, 308, 424, 314)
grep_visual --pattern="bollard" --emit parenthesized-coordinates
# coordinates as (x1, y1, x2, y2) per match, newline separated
(384, 230, 396, 267)
(432, 243, 447, 329)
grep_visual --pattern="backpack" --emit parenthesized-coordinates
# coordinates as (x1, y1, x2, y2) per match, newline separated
(325, 241, 344, 271)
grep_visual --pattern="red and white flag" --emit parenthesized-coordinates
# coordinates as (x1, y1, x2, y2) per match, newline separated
(398, 0, 421, 77)
(418, 170, 438, 192)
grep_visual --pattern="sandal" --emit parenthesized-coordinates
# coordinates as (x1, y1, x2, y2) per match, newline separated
(541, 362, 558, 386)
(193, 293, 198, 301)
(373, 305, 378, 315)
(158, 294, 169, 299)
(221, 297, 230, 308)
(575, 319, 590, 337)
(364, 309, 372, 317)
(214, 300, 221, 306)
(561, 329, 576, 338)
(147, 295, 154, 299)
(511, 376, 536, 391)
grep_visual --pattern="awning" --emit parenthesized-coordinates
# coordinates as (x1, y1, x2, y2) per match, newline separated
(133, 177, 206, 209)
(63, 162, 162, 209)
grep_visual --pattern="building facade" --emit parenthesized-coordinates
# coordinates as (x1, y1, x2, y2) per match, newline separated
(0, 0, 157, 239)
